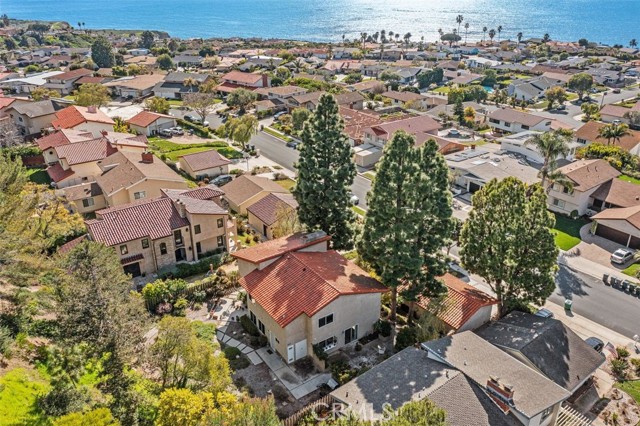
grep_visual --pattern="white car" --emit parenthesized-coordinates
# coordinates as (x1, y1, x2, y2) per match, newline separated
(348, 193, 360, 205)
(611, 248, 634, 265)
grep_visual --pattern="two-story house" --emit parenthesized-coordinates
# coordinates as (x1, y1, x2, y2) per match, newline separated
(488, 108, 554, 133)
(233, 232, 387, 364)
(47, 137, 118, 188)
(51, 105, 115, 137)
(221, 175, 288, 215)
(217, 70, 269, 94)
(43, 68, 93, 95)
(86, 188, 233, 277)
(5, 99, 70, 137)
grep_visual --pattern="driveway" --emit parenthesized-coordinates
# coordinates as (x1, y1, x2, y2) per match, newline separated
(568, 224, 634, 272)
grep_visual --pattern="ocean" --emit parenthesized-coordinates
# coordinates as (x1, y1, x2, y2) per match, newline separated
(1, 0, 638, 46)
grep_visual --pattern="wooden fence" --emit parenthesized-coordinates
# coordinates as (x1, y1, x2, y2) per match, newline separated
(281, 394, 340, 426)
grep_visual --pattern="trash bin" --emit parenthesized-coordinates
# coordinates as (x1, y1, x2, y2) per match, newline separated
(603, 274, 609, 285)
(564, 299, 573, 311)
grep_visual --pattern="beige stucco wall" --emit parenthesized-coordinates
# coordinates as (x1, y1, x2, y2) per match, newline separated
(71, 121, 114, 138)
(181, 161, 229, 180)
(69, 194, 107, 215)
(56, 161, 103, 188)
(104, 178, 189, 207)
(187, 212, 230, 257)
(229, 191, 273, 215)
(547, 184, 597, 216)
(248, 212, 271, 239)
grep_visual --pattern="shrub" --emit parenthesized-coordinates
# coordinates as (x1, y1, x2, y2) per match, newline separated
(611, 359, 629, 379)
(630, 358, 640, 375)
(224, 346, 242, 359)
(355, 342, 363, 352)
(395, 326, 418, 352)
(172, 298, 188, 316)
(258, 335, 268, 347)
(240, 315, 259, 336)
(272, 384, 289, 401)
(330, 361, 360, 385)
(616, 346, 630, 359)
(374, 319, 392, 337)
(158, 254, 225, 279)
(313, 343, 328, 362)
(177, 118, 212, 138)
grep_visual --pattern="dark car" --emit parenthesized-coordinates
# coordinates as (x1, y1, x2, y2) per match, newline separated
(184, 114, 195, 122)
(585, 337, 605, 353)
(534, 308, 554, 319)
(211, 174, 233, 186)
(286, 141, 300, 149)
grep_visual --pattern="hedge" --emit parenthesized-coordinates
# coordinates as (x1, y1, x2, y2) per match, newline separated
(177, 118, 213, 138)
(240, 315, 259, 336)
(158, 253, 226, 279)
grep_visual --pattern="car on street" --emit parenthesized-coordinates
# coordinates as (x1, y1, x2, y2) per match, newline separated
(611, 248, 634, 265)
(159, 129, 173, 138)
(170, 126, 184, 135)
(584, 336, 604, 353)
(348, 192, 360, 205)
(286, 140, 300, 149)
(211, 174, 233, 186)
(184, 114, 195, 122)
(612, 88, 621, 94)
(534, 308, 554, 319)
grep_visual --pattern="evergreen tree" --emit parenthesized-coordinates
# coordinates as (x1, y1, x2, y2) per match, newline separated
(139, 30, 154, 49)
(459, 178, 558, 315)
(91, 36, 115, 68)
(293, 94, 356, 249)
(358, 132, 452, 321)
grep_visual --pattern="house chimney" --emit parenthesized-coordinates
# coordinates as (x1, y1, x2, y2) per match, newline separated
(141, 151, 154, 163)
(100, 130, 108, 137)
(262, 73, 268, 87)
(175, 200, 186, 218)
(87, 105, 97, 113)
(486, 377, 514, 413)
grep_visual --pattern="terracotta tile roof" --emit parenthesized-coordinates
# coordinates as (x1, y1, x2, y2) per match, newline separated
(246, 193, 298, 226)
(593, 205, 640, 230)
(222, 175, 287, 208)
(232, 232, 331, 264)
(47, 162, 75, 183)
(87, 197, 190, 246)
(222, 70, 264, 85)
(57, 234, 87, 254)
(36, 129, 93, 150)
(0, 96, 16, 109)
(55, 138, 117, 165)
(591, 178, 640, 208)
(413, 273, 498, 330)
(127, 111, 174, 127)
(240, 250, 386, 327)
(575, 121, 640, 151)
(163, 185, 224, 200)
(121, 253, 144, 265)
(557, 159, 620, 191)
(51, 105, 115, 130)
(179, 149, 232, 172)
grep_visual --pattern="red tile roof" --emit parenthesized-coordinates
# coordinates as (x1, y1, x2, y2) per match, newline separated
(127, 111, 174, 127)
(179, 149, 232, 172)
(167, 185, 224, 200)
(121, 253, 144, 265)
(36, 129, 95, 150)
(0, 97, 16, 109)
(87, 197, 190, 246)
(46, 162, 75, 183)
(51, 105, 115, 130)
(55, 138, 117, 165)
(240, 250, 386, 327)
(57, 234, 87, 254)
(414, 273, 498, 330)
(48, 68, 92, 81)
(232, 232, 331, 264)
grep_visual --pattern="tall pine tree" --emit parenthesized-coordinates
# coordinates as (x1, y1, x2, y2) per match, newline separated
(293, 94, 356, 249)
(459, 177, 558, 316)
(357, 132, 452, 321)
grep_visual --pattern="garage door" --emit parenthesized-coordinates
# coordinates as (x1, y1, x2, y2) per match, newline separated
(595, 224, 638, 248)
(469, 182, 482, 193)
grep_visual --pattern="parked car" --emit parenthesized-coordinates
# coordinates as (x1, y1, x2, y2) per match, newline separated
(184, 114, 195, 122)
(534, 308, 554, 319)
(556, 104, 566, 111)
(584, 337, 604, 353)
(348, 192, 360, 205)
(286, 140, 300, 149)
(170, 127, 184, 135)
(610, 248, 634, 265)
(612, 88, 621, 94)
(211, 174, 233, 186)
(159, 129, 173, 138)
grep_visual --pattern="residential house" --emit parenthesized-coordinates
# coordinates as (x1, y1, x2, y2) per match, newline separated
(574, 121, 640, 153)
(178, 149, 232, 180)
(36, 129, 95, 164)
(86, 190, 233, 277)
(364, 115, 441, 148)
(507, 76, 566, 102)
(5, 99, 70, 136)
(488, 108, 554, 133)
(51, 105, 115, 137)
(127, 111, 177, 136)
(339, 106, 383, 147)
(592, 205, 640, 248)
(410, 272, 498, 333)
(0, 70, 64, 94)
(103, 74, 166, 99)
(221, 175, 288, 214)
(287, 91, 325, 111)
(547, 159, 620, 216)
(43, 68, 93, 95)
(254, 85, 308, 105)
(152, 72, 213, 99)
(477, 311, 605, 395)
(465, 56, 502, 69)
(62, 182, 106, 215)
(444, 71, 484, 86)
(382, 90, 429, 108)
(246, 193, 298, 239)
(218, 70, 269, 94)
(600, 103, 640, 125)
(173, 55, 205, 68)
(499, 131, 580, 163)
(334, 91, 365, 110)
(346, 79, 385, 93)
(47, 137, 118, 188)
(233, 232, 387, 364)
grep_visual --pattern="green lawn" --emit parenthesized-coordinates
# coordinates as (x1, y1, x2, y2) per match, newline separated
(433, 86, 451, 94)
(616, 380, 640, 404)
(262, 127, 293, 143)
(0, 368, 50, 426)
(552, 213, 588, 251)
(274, 178, 295, 192)
(352, 206, 366, 216)
(26, 169, 51, 185)
(619, 175, 640, 185)
(148, 138, 242, 161)
(622, 263, 640, 278)
(363, 171, 376, 181)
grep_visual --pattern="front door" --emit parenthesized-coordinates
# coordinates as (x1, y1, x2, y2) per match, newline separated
(287, 345, 295, 363)
(175, 248, 187, 262)
(123, 262, 142, 278)
(344, 325, 358, 345)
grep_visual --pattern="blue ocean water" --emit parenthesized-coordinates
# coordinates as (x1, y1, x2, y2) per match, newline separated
(1, 0, 638, 45)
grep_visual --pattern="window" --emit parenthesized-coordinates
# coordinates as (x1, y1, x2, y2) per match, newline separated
(317, 336, 337, 351)
(120, 244, 128, 255)
(562, 186, 573, 195)
(133, 191, 146, 200)
(174, 230, 183, 245)
(540, 406, 554, 422)
(577, 138, 587, 144)
(521, 125, 530, 130)
(194, 224, 201, 234)
(217, 236, 224, 247)
(258, 320, 265, 334)
(250, 311, 256, 324)
(142, 238, 149, 249)
(160, 242, 167, 255)
(504, 122, 511, 128)
(82, 198, 95, 208)
(489, 118, 500, 124)
(553, 198, 566, 208)
(344, 325, 358, 344)
(196, 242, 202, 254)
(217, 218, 224, 228)
(318, 314, 334, 328)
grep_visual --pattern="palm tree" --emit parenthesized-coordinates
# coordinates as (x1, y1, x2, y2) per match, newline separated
(525, 130, 572, 188)
(388, 31, 394, 42)
(380, 30, 386, 43)
(342, 34, 346, 46)
(77, 21, 81, 30)
(630, 39, 638, 48)
(456, 15, 464, 36)
(497, 25, 503, 42)
(183, 77, 198, 93)
(543, 33, 551, 43)
(482, 26, 488, 43)
(517, 32, 523, 45)
(438, 28, 443, 37)
(464, 22, 470, 44)
(372, 32, 379, 43)
(395, 33, 400, 43)
(403, 32, 411, 47)
(597, 122, 630, 145)
(488, 29, 496, 45)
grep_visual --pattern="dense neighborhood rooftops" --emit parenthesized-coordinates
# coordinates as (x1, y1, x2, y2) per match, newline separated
(413, 273, 498, 330)
(222, 175, 287, 207)
(52, 105, 115, 129)
(127, 111, 174, 127)
(232, 232, 331, 264)
(179, 149, 232, 172)
(476, 312, 605, 392)
(87, 197, 190, 246)
(557, 159, 620, 191)
(55, 137, 117, 165)
(239, 249, 386, 327)
(422, 331, 570, 418)
(246, 193, 298, 226)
